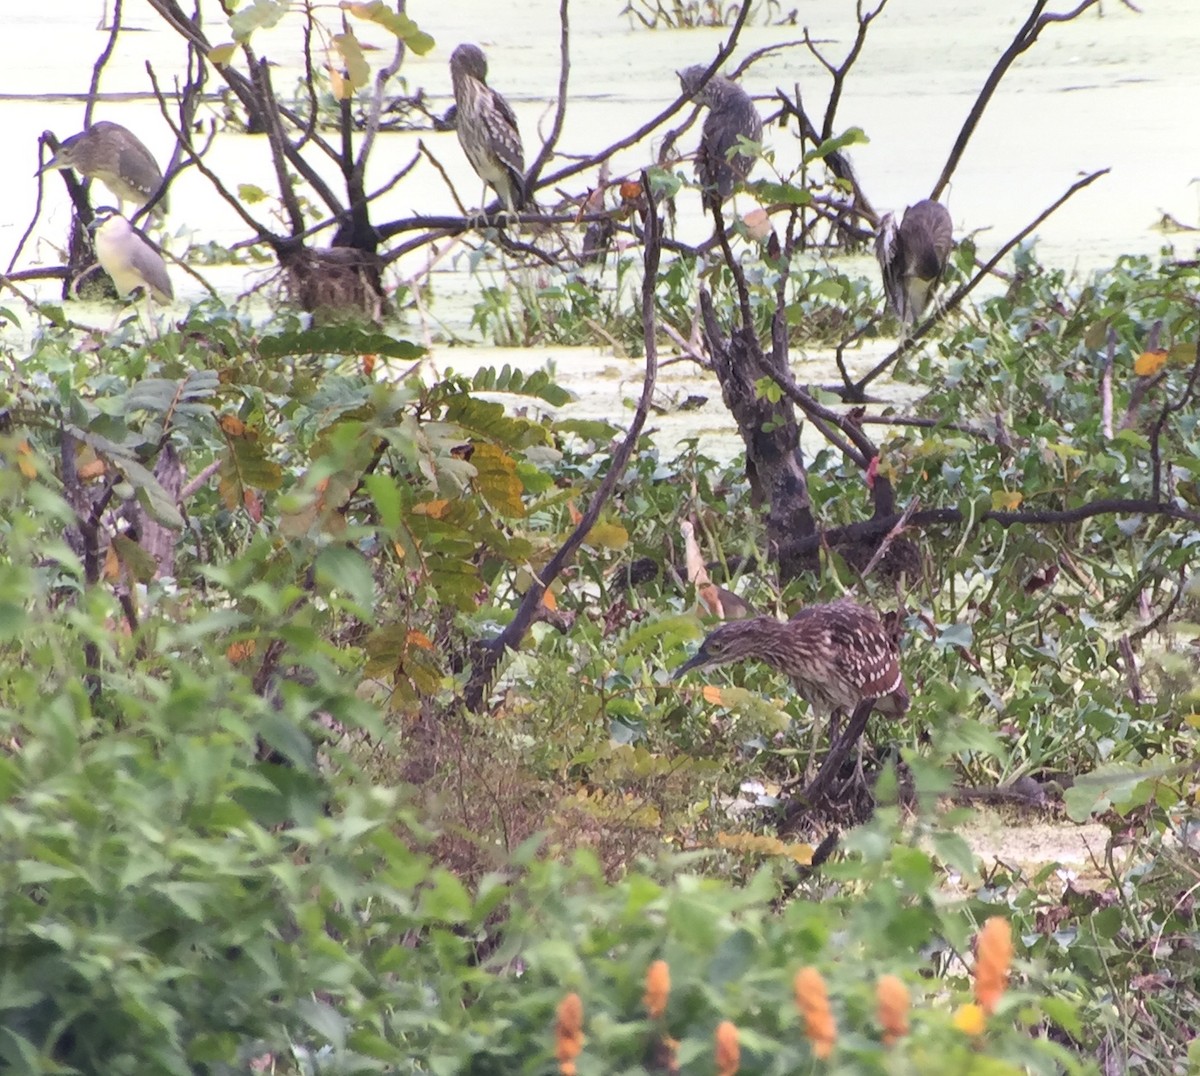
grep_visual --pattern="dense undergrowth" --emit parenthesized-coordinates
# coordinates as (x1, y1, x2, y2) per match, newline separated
(1, 246, 1198, 1073)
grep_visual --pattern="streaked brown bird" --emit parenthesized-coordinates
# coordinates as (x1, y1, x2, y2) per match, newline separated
(39, 121, 167, 217)
(673, 599, 908, 719)
(449, 43, 526, 213)
(678, 64, 763, 208)
(875, 199, 953, 324)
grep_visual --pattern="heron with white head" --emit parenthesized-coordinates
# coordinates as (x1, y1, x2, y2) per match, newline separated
(89, 208, 173, 305)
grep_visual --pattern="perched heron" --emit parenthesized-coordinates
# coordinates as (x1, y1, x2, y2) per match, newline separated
(40, 121, 167, 216)
(674, 599, 907, 717)
(875, 199, 953, 324)
(89, 208, 173, 304)
(449, 43, 526, 213)
(678, 64, 763, 209)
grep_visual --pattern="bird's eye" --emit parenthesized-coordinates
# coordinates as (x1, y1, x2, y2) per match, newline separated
(706, 638, 725, 655)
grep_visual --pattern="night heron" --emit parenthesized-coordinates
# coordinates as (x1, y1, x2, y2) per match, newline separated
(89, 208, 173, 304)
(449, 43, 526, 213)
(674, 599, 907, 717)
(678, 64, 763, 209)
(40, 121, 167, 217)
(875, 199, 953, 324)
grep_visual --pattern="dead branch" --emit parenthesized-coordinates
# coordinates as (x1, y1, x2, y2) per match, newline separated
(784, 497, 1200, 566)
(808, 0, 887, 142)
(930, 0, 1108, 202)
(851, 167, 1110, 399)
(539, 0, 753, 193)
(526, 0, 571, 190)
(462, 182, 663, 713)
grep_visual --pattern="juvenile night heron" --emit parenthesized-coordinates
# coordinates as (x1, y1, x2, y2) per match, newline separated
(89, 208, 173, 304)
(674, 599, 907, 717)
(875, 199, 953, 324)
(678, 64, 763, 209)
(40, 121, 167, 216)
(449, 43, 526, 213)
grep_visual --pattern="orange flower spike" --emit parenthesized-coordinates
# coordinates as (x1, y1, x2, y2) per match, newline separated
(714, 1020, 740, 1076)
(876, 974, 910, 1046)
(974, 917, 1014, 1015)
(644, 959, 671, 1019)
(555, 992, 585, 1074)
(794, 966, 837, 1060)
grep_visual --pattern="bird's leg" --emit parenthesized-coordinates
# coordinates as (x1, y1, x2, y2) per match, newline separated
(803, 707, 826, 784)
(801, 699, 875, 804)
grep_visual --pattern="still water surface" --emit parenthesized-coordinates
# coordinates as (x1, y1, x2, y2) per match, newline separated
(2, 1, 1197, 460)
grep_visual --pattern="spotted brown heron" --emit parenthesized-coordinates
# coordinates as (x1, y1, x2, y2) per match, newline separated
(40, 121, 167, 217)
(449, 43, 526, 214)
(89, 208, 173, 304)
(674, 599, 907, 799)
(677, 64, 763, 209)
(875, 199, 953, 324)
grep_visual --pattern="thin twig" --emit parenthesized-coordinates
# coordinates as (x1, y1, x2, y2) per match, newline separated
(853, 167, 1110, 397)
(930, 0, 1106, 201)
(525, 0, 571, 191)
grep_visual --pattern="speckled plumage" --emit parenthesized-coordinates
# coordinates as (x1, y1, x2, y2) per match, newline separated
(875, 199, 953, 324)
(678, 65, 762, 206)
(450, 43, 526, 212)
(41, 121, 166, 216)
(673, 599, 908, 716)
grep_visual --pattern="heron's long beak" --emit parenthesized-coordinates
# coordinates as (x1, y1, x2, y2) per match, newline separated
(671, 651, 708, 681)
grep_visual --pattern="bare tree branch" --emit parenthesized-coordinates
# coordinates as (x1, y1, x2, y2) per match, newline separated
(462, 182, 663, 712)
(526, 0, 571, 190)
(851, 167, 1110, 398)
(930, 0, 1106, 201)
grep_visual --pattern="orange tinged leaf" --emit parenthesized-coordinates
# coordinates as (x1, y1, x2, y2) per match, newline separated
(620, 180, 643, 201)
(714, 1020, 740, 1076)
(226, 639, 258, 663)
(743, 208, 773, 241)
(328, 65, 348, 100)
(701, 685, 726, 705)
(990, 489, 1023, 511)
(78, 458, 107, 481)
(697, 582, 725, 617)
(974, 916, 1013, 1015)
(243, 488, 263, 522)
(16, 439, 38, 479)
(876, 974, 909, 1046)
(219, 413, 246, 437)
(794, 967, 836, 1059)
(953, 1002, 986, 1036)
(361, 353, 377, 376)
(406, 630, 434, 650)
(413, 498, 450, 518)
(1134, 348, 1167, 376)
(567, 500, 583, 525)
(555, 993, 584, 1073)
(541, 588, 558, 611)
(644, 959, 670, 1019)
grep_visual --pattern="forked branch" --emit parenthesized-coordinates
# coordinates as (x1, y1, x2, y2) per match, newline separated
(930, 0, 1107, 201)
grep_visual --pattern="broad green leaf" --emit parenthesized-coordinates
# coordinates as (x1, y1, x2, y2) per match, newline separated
(315, 545, 376, 615)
